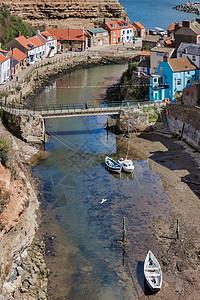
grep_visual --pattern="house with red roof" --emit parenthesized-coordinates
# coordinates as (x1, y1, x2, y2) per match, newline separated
(102, 20, 135, 45)
(36, 31, 57, 57)
(0, 51, 10, 84)
(46, 28, 87, 52)
(29, 36, 45, 61)
(167, 22, 182, 38)
(132, 21, 146, 38)
(8, 48, 27, 76)
(5, 35, 37, 65)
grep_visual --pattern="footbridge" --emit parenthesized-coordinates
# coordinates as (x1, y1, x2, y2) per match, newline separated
(1, 100, 162, 119)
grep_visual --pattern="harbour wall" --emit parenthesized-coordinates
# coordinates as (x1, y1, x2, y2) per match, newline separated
(166, 104, 200, 150)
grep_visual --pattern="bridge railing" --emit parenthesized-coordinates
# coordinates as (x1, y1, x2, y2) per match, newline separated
(0, 99, 165, 115)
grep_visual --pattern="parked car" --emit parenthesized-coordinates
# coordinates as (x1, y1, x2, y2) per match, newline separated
(154, 27, 167, 36)
(149, 29, 157, 35)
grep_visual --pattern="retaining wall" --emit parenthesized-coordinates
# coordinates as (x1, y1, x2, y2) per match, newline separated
(166, 104, 200, 150)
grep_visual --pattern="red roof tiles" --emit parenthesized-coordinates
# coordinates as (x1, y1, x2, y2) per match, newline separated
(8, 48, 27, 62)
(15, 36, 33, 50)
(134, 21, 145, 29)
(0, 53, 9, 63)
(29, 36, 44, 47)
(46, 28, 85, 41)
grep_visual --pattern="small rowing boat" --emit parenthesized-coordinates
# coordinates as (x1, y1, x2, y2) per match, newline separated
(118, 158, 134, 173)
(105, 156, 122, 173)
(144, 250, 162, 292)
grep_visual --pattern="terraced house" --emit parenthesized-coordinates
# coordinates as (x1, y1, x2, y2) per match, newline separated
(0, 51, 10, 84)
(102, 20, 136, 44)
(149, 57, 199, 102)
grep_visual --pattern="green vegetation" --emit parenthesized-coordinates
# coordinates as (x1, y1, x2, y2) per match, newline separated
(15, 85, 22, 93)
(141, 45, 152, 51)
(0, 139, 9, 166)
(143, 106, 160, 123)
(0, 10, 35, 47)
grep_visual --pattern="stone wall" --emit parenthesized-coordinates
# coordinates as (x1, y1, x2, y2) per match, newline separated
(182, 84, 200, 106)
(3, 112, 45, 147)
(166, 104, 200, 150)
(0, 0, 128, 28)
(116, 108, 150, 133)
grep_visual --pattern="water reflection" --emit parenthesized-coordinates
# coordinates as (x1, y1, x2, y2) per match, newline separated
(33, 65, 170, 299)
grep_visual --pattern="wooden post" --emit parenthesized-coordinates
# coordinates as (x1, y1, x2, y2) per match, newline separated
(176, 218, 179, 240)
(122, 217, 126, 243)
(180, 122, 185, 139)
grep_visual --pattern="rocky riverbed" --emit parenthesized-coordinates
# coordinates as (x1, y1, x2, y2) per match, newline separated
(117, 122, 200, 299)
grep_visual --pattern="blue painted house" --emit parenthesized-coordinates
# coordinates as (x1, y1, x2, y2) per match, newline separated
(149, 57, 198, 102)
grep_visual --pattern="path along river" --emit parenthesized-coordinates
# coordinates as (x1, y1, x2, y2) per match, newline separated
(32, 64, 170, 299)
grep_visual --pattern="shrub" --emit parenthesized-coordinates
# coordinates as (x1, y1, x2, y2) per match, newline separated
(0, 139, 9, 166)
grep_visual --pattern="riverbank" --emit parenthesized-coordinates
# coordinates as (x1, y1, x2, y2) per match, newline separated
(0, 119, 50, 299)
(0, 44, 139, 106)
(118, 122, 200, 299)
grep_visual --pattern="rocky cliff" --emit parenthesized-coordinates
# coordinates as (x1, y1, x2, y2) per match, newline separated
(0, 0, 129, 28)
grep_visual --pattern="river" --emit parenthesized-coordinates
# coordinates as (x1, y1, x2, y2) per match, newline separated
(119, 0, 197, 30)
(33, 64, 170, 299)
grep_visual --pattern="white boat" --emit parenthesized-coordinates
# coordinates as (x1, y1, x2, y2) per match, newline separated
(144, 250, 162, 292)
(118, 158, 134, 173)
(105, 156, 122, 174)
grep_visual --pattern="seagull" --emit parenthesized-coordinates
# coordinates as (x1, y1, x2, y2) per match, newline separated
(100, 198, 107, 204)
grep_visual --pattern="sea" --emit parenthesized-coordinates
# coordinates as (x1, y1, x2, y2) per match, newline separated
(119, 0, 198, 30)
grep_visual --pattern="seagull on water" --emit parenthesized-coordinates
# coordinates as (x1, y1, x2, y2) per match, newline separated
(100, 198, 107, 204)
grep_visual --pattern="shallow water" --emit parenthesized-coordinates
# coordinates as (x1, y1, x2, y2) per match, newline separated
(33, 65, 170, 299)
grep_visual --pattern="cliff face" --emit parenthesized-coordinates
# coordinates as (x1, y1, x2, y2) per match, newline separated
(0, 0, 129, 28)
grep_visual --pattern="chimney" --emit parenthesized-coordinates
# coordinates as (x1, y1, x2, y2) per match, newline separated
(182, 20, 190, 27)
(174, 23, 179, 32)
(163, 53, 168, 62)
(196, 18, 200, 24)
(36, 30, 40, 35)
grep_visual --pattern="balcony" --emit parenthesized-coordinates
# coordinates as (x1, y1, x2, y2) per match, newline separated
(152, 82, 169, 90)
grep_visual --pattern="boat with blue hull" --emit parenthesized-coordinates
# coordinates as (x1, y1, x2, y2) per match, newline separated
(105, 156, 122, 173)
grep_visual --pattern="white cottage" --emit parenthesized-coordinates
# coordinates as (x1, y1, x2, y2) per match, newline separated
(0, 52, 10, 84)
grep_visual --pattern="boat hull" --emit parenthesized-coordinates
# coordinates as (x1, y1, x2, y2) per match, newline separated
(105, 156, 122, 173)
(118, 158, 134, 173)
(144, 250, 162, 292)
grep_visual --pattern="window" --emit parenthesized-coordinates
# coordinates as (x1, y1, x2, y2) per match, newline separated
(94, 33, 98, 37)
(123, 30, 125, 34)
(160, 67, 163, 73)
(127, 30, 129, 34)
(178, 72, 181, 77)
(113, 38, 116, 43)
(153, 78, 157, 83)
(104, 38, 108, 43)
(177, 79, 181, 85)
(156, 52, 163, 57)
(93, 40, 96, 45)
(187, 78, 191, 84)
(179, 53, 182, 57)
(192, 55, 195, 61)
(113, 32, 116, 36)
